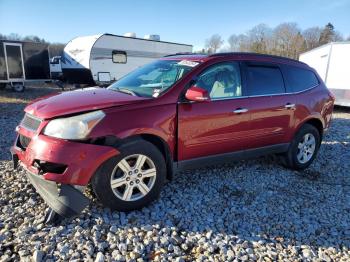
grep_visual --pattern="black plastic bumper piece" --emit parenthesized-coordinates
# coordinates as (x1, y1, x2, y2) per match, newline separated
(25, 171, 90, 219)
(10, 148, 19, 170)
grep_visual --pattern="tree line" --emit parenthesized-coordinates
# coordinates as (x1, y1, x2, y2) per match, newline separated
(204, 22, 349, 59)
(0, 33, 65, 57)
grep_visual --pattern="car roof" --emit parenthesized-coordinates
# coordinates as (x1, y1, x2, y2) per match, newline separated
(161, 54, 208, 62)
(161, 52, 308, 68)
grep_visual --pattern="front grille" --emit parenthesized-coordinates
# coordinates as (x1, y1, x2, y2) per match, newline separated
(20, 114, 41, 131)
(18, 135, 31, 149)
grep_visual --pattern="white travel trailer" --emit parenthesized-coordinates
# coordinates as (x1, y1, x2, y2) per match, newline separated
(299, 42, 350, 107)
(61, 33, 192, 86)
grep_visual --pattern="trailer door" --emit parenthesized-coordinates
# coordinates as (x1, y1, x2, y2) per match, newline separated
(3, 43, 25, 81)
(326, 44, 350, 106)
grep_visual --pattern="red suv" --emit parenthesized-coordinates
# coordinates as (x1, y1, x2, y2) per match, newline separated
(11, 53, 334, 221)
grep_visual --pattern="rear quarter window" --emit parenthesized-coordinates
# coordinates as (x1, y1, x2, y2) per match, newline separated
(282, 65, 319, 93)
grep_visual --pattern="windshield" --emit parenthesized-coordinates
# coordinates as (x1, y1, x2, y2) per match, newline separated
(108, 59, 200, 97)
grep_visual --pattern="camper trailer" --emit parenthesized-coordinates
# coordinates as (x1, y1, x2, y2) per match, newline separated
(61, 33, 193, 86)
(299, 42, 350, 107)
(0, 40, 51, 92)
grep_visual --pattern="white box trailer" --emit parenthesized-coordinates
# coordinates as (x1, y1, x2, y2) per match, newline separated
(61, 33, 193, 86)
(299, 42, 350, 107)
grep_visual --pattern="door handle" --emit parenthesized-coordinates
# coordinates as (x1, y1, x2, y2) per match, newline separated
(233, 108, 248, 114)
(285, 103, 296, 109)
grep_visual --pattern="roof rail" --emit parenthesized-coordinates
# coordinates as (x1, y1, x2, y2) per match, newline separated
(209, 52, 306, 64)
(163, 52, 207, 57)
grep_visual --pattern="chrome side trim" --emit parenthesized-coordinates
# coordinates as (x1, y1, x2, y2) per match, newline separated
(204, 84, 320, 102)
(285, 103, 296, 109)
(233, 108, 248, 113)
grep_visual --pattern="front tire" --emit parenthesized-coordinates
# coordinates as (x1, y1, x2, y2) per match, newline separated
(91, 140, 166, 212)
(282, 124, 321, 170)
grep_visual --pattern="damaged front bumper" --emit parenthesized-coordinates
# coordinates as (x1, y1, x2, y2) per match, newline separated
(11, 149, 90, 219)
(24, 168, 89, 218)
(11, 129, 119, 219)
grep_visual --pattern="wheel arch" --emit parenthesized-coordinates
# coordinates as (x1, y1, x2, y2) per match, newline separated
(107, 133, 174, 181)
(137, 134, 174, 181)
(296, 117, 324, 139)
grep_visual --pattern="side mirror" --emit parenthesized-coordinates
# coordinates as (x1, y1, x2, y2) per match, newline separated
(185, 86, 210, 102)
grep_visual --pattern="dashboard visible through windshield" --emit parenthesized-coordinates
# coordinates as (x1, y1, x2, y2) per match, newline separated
(108, 59, 200, 97)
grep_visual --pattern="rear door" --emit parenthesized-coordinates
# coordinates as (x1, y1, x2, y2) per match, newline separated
(3, 42, 25, 81)
(177, 61, 252, 161)
(242, 61, 296, 147)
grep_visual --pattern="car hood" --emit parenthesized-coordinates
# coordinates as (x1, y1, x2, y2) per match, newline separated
(25, 87, 148, 119)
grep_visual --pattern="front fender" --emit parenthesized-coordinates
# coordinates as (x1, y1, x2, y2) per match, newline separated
(89, 104, 177, 156)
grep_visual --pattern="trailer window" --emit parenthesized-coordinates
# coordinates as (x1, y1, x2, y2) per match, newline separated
(112, 51, 127, 64)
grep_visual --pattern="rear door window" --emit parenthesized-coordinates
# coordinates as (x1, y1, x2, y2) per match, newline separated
(282, 65, 319, 92)
(245, 63, 285, 96)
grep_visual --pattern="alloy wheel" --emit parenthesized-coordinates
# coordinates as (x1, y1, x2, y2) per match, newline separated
(296, 133, 316, 164)
(110, 154, 157, 201)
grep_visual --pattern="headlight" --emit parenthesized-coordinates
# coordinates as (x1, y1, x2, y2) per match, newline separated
(44, 110, 105, 139)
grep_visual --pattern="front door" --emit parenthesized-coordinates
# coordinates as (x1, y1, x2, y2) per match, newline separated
(177, 61, 252, 161)
(4, 43, 25, 81)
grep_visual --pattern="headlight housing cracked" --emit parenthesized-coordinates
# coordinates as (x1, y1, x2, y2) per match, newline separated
(44, 110, 105, 140)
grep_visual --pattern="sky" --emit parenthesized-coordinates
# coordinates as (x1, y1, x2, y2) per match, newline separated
(0, 0, 350, 50)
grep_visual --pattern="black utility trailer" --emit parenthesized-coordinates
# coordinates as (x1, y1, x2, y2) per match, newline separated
(0, 40, 51, 92)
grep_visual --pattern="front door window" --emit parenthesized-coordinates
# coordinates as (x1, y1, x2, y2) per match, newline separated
(196, 62, 242, 99)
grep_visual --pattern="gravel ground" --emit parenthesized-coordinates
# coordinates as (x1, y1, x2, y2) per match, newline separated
(1, 86, 350, 261)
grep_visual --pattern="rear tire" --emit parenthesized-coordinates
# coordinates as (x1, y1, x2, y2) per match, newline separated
(91, 140, 166, 212)
(282, 124, 321, 170)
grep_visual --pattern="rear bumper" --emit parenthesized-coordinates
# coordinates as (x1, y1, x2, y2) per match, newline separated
(11, 132, 119, 186)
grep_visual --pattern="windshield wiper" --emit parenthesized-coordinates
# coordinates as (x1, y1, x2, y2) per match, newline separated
(113, 88, 138, 96)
